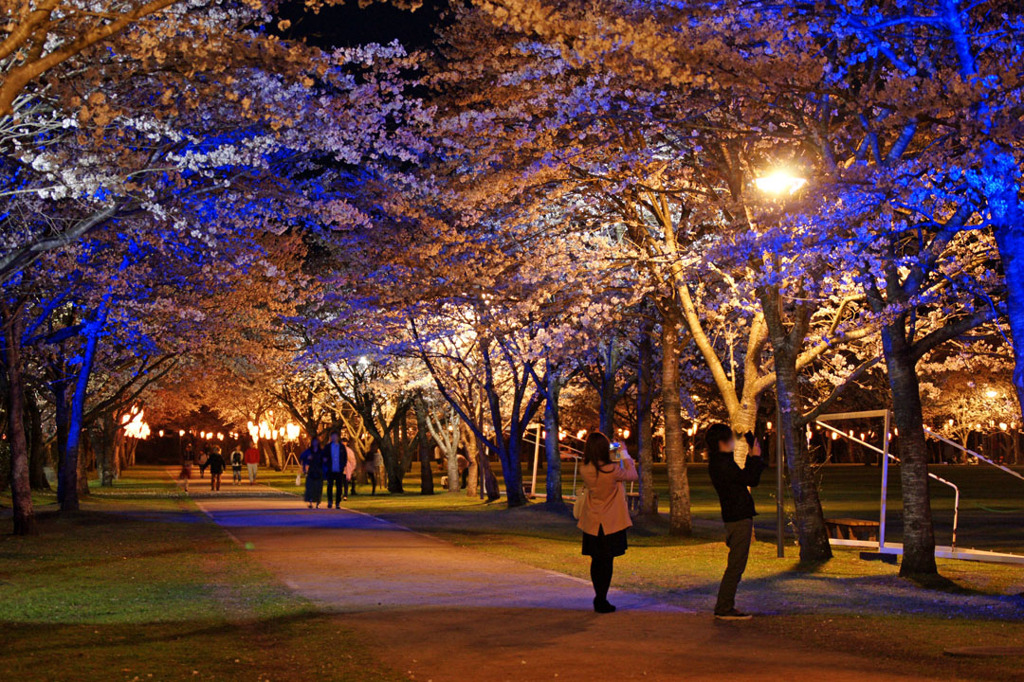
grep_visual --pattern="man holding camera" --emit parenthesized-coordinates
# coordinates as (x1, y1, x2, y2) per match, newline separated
(706, 423, 766, 621)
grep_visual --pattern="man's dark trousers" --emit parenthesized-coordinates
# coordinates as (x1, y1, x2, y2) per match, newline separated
(715, 517, 753, 615)
(326, 472, 346, 507)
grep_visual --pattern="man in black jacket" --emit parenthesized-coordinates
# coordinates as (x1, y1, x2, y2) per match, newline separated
(706, 423, 766, 621)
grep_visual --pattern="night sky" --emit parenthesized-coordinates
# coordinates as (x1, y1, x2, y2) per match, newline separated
(279, 0, 448, 49)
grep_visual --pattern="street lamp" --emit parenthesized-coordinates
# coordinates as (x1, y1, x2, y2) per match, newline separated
(754, 169, 807, 196)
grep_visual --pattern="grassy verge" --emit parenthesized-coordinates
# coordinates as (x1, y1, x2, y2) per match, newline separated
(0, 494, 399, 682)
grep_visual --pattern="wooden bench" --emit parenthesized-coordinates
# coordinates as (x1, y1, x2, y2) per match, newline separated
(825, 517, 881, 542)
(626, 492, 658, 515)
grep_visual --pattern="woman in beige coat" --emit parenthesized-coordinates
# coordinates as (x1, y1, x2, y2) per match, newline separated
(577, 432, 638, 613)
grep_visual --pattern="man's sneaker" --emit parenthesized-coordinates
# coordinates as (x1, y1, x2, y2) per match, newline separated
(714, 609, 753, 621)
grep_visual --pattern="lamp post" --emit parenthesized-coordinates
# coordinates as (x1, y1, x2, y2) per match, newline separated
(755, 166, 807, 559)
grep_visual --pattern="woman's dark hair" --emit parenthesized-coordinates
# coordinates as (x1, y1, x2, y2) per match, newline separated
(583, 432, 613, 468)
(705, 423, 733, 454)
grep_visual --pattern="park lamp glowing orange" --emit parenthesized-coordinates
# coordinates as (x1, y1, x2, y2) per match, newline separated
(754, 169, 807, 196)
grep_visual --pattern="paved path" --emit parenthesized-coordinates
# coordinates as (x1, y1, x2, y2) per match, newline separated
(196, 496, 931, 681)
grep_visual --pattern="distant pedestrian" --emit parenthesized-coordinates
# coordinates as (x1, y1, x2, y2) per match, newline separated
(343, 437, 358, 498)
(373, 448, 386, 492)
(456, 447, 469, 490)
(324, 431, 346, 508)
(707, 424, 766, 621)
(178, 444, 195, 492)
(230, 446, 244, 485)
(363, 452, 379, 495)
(208, 447, 226, 491)
(577, 432, 637, 614)
(300, 437, 325, 509)
(243, 442, 260, 484)
(198, 447, 210, 479)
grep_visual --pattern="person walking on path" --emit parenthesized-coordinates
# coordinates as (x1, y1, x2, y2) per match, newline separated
(363, 448, 379, 495)
(243, 442, 261, 485)
(324, 431, 347, 508)
(198, 447, 210, 479)
(230, 446, 244, 485)
(577, 431, 638, 614)
(300, 436, 325, 508)
(208, 447, 226, 492)
(457, 447, 470, 490)
(342, 436, 358, 498)
(706, 423, 766, 621)
(178, 444, 195, 493)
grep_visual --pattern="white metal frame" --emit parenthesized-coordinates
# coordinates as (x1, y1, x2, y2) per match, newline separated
(816, 410, 1024, 565)
(525, 423, 582, 499)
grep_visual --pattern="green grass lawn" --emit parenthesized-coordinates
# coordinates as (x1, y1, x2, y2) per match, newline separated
(260, 457, 1024, 552)
(0, 493, 399, 682)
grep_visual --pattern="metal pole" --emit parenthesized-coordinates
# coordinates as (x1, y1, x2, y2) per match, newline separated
(879, 410, 891, 550)
(776, 402, 784, 558)
(530, 424, 541, 498)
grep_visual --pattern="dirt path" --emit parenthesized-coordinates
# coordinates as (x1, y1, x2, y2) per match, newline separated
(191, 496, 936, 681)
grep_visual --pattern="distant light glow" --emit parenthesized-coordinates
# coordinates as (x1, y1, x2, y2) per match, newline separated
(123, 409, 150, 440)
(754, 169, 807, 196)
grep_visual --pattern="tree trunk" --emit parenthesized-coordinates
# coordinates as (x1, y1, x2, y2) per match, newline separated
(775, 368, 832, 562)
(414, 397, 435, 495)
(883, 321, 937, 576)
(25, 390, 49, 490)
(761, 289, 832, 562)
(544, 365, 565, 510)
(475, 433, 499, 502)
(637, 309, 657, 517)
(272, 439, 286, 471)
(661, 304, 692, 536)
(2, 306, 36, 535)
(94, 415, 117, 487)
(77, 432, 92, 499)
(497, 425, 527, 507)
(60, 306, 105, 512)
(385, 438, 405, 494)
(464, 425, 479, 497)
(599, 366, 616, 436)
(994, 226, 1024, 420)
(53, 374, 70, 506)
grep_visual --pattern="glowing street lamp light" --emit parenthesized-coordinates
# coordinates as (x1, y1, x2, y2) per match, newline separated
(986, 389, 999, 398)
(754, 169, 807, 196)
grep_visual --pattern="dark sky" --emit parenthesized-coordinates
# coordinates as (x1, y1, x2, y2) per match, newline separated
(279, 0, 448, 50)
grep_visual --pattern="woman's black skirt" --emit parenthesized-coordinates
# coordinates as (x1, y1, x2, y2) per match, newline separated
(582, 526, 628, 558)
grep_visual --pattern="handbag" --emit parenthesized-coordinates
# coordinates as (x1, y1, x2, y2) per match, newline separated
(572, 486, 588, 520)
(295, 472, 302, 486)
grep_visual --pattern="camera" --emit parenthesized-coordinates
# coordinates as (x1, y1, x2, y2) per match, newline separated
(610, 441, 623, 462)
